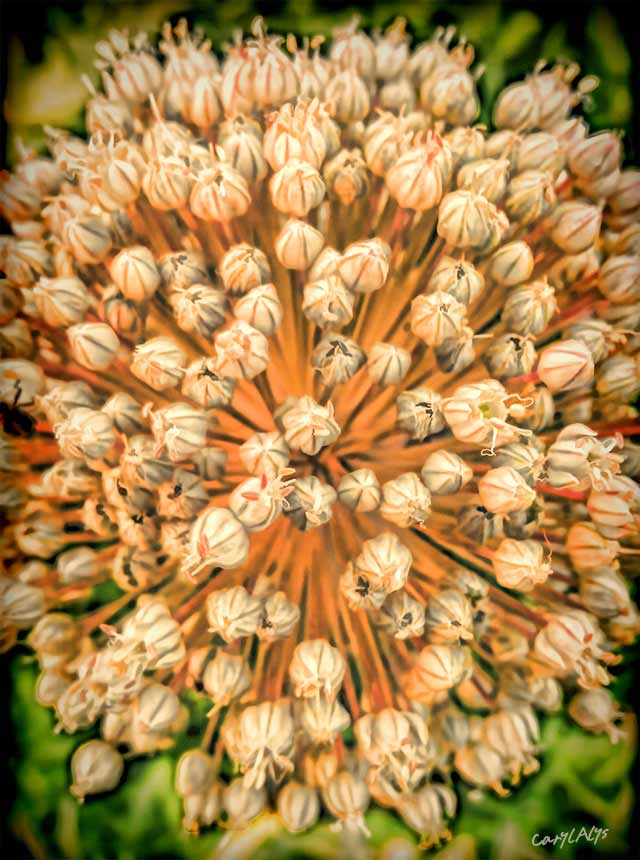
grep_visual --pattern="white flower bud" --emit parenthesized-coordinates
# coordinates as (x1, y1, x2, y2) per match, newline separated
(438, 190, 509, 252)
(189, 164, 250, 223)
(505, 170, 556, 225)
(183, 507, 249, 577)
(150, 402, 208, 463)
(221, 778, 266, 829)
(426, 588, 474, 643)
(289, 638, 345, 700)
(568, 688, 625, 742)
(0, 580, 46, 627)
(566, 522, 620, 571)
(206, 586, 263, 642)
(366, 342, 410, 386)
(598, 255, 640, 305)
(63, 216, 112, 264)
(406, 644, 471, 697)
(300, 695, 350, 744)
(372, 589, 426, 639)
(275, 219, 324, 270)
(421, 450, 473, 495)
(32, 276, 90, 327)
(337, 239, 391, 293)
(234, 284, 283, 336)
(54, 407, 116, 461)
(57, 547, 99, 584)
(131, 337, 186, 390)
(325, 70, 370, 124)
(411, 290, 467, 347)
(181, 359, 235, 409)
(323, 771, 370, 835)
(67, 322, 119, 371)
(257, 590, 300, 641)
(485, 240, 535, 287)
(240, 432, 289, 478)
(281, 396, 340, 456)
(337, 468, 381, 512)
(134, 682, 180, 734)
(230, 474, 289, 532)
(537, 340, 594, 392)
(549, 201, 602, 254)
(311, 334, 366, 385)
(502, 280, 557, 336)
(278, 782, 320, 833)
(386, 134, 452, 211)
(354, 530, 412, 593)
(396, 388, 446, 440)
(235, 699, 295, 788)
(457, 157, 510, 203)
(380, 471, 432, 527)
(478, 466, 536, 514)
(214, 320, 269, 380)
(302, 275, 354, 329)
(492, 538, 552, 591)
(219, 244, 271, 295)
(109, 246, 160, 301)
(170, 286, 227, 337)
(70, 740, 123, 802)
(102, 392, 146, 435)
(270, 159, 325, 217)
(285, 475, 336, 530)
(203, 651, 251, 705)
(429, 256, 485, 304)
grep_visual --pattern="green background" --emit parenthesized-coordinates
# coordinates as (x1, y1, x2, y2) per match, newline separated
(1, 2, 638, 858)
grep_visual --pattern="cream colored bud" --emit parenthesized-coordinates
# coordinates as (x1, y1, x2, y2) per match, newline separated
(234, 284, 282, 336)
(270, 159, 325, 218)
(354, 530, 412, 593)
(373, 589, 426, 639)
(579, 568, 632, 618)
(240, 432, 289, 478)
(219, 244, 271, 295)
(285, 475, 336, 530)
(411, 290, 467, 347)
(609, 169, 640, 214)
(70, 740, 123, 802)
(303, 275, 354, 329)
(131, 337, 186, 390)
(337, 468, 381, 512)
(514, 132, 565, 176)
(311, 334, 366, 385)
(325, 70, 370, 123)
(421, 450, 472, 495)
(537, 340, 594, 392)
(505, 170, 556, 225)
(289, 638, 345, 699)
(203, 651, 251, 705)
(426, 588, 474, 643)
(486, 241, 535, 287)
(387, 135, 452, 211)
(175, 749, 215, 797)
(275, 219, 324, 270)
(278, 782, 320, 833)
(235, 699, 295, 788)
(308, 246, 341, 280)
(67, 322, 119, 371)
(338, 238, 390, 293)
(300, 695, 350, 745)
(110, 245, 160, 301)
(134, 683, 180, 734)
(229, 474, 286, 532)
(568, 688, 625, 742)
(32, 276, 90, 327)
(263, 102, 327, 171)
(219, 122, 267, 183)
(457, 157, 510, 203)
(429, 257, 485, 305)
(183, 507, 249, 577)
(159, 251, 208, 291)
(324, 147, 370, 205)
(150, 402, 208, 463)
(190, 164, 250, 223)
(454, 742, 507, 793)
(365, 342, 410, 386)
(282, 395, 340, 456)
(569, 131, 622, 181)
(598, 255, 640, 304)
(478, 466, 536, 514)
(54, 407, 116, 461)
(597, 354, 640, 403)
(181, 359, 235, 409)
(397, 784, 457, 844)
(397, 388, 446, 440)
(63, 216, 112, 264)
(193, 447, 228, 481)
(549, 201, 602, 254)
(323, 771, 370, 835)
(492, 538, 552, 591)
(1, 580, 46, 627)
(221, 779, 266, 830)
(57, 547, 99, 584)
(257, 591, 300, 641)
(438, 190, 509, 252)
(380, 472, 432, 527)
(566, 522, 619, 571)
(36, 670, 70, 707)
(214, 320, 269, 380)
(206, 586, 262, 642)
(407, 644, 471, 697)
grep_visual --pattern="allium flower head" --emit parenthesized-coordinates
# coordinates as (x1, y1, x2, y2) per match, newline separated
(0, 13, 639, 849)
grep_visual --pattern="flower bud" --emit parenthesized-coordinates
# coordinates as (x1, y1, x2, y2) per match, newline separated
(457, 157, 510, 203)
(102, 392, 147, 435)
(303, 276, 354, 328)
(579, 568, 632, 618)
(285, 475, 336, 530)
(110, 246, 160, 301)
(99, 286, 145, 341)
(411, 291, 467, 347)
(150, 402, 208, 463)
(131, 337, 186, 390)
(270, 159, 325, 217)
(175, 749, 215, 797)
(206, 586, 262, 642)
(437, 190, 508, 252)
(396, 388, 446, 440)
(325, 70, 370, 123)
(372, 589, 426, 639)
(337, 468, 381, 513)
(190, 164, 251, 222)
(504, 170, 556, 225)
(142, 158, 192, 211)
(219, 244, 271, 295)
(323, 771, 370, 835)
(281, 396, 340, 456)
(289, 638, 345, 699)
(454, 742, 507, 794)
(429, 257, 485, 304)
(406, 644, 471, 697)
(70, 740, 123, 802)
(233, 284, 282, 336)
(63, 216, 112, 264)
(380, 472, 432, 527)
(514, 132, 565, 176)
(311, 334, 366, 385)
(183, 507, 249, 577)
(170, 286, 227, 337)
(240, 432, 289, 478)
(549, 201, 602, 254)
(485, 241, 535, 287)
(598, 255, 640, 304)
(278, 782, 320, 833)
(203, 651, 251, 704)
(214, 320, 269, 380)
(338, 238, 391, 293)
(181, 359, 235, 408)
(354, 530, 412, 594)
(219, 118, 267, 183)
(537, 340, 594, 392)
(387, 134, 452, 211)
(159, 251, 208, 291)
(55, 407, 116, 461)
(221, 779, 266, 830)
(608, 169, 640, 214)
(568, 688, 625, 742)
(0, 580, 46, 627)
(275, 219, 324, 270)
(492, 538, 552, 591)
(257, 590, 300, 641)
(32, 276, 91, 327)
(502, 280, 557, 336)
(324, 148, 370, 205)
(566, 522, 619, 571)
(366, 342, 410, 385)
(421, 450, 472, 495)
(67, 322, 119, 371)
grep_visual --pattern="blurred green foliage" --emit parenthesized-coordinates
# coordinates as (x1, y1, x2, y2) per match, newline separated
(2, 2, 638, 857)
